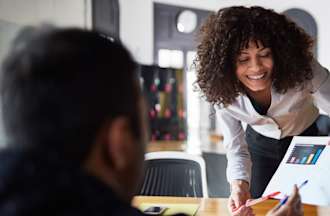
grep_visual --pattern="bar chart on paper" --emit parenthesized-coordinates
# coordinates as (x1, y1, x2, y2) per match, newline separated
(286, 144, 325, 165)
(264, 137, 330, 206)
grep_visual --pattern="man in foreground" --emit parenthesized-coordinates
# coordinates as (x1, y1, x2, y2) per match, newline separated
(0, 27, 146, 215)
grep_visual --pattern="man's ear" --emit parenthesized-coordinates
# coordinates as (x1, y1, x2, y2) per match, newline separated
(105, 117, 133, 171)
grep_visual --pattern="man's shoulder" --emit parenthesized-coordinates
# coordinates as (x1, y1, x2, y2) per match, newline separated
(0, 148, 146, 216)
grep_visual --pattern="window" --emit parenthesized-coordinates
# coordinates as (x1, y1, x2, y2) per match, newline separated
(158, 49, 183, 69)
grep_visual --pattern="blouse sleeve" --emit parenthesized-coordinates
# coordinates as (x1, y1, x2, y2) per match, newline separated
(217, 108, 252, 184)
(310, 59, 330, 115)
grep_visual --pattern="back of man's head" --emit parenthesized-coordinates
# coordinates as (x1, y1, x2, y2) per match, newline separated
(1, 27, 140, 164)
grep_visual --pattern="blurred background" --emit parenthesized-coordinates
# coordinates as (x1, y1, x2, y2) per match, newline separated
(0, 0, 329, 197)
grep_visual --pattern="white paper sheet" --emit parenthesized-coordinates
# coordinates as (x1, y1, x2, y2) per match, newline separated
(263, 136, 330, 206)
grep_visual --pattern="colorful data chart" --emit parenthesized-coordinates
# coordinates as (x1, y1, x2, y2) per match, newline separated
(286, 144, 325, 165)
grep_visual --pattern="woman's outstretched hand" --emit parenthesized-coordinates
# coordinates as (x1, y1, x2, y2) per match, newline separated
(228, 180, 254, 216)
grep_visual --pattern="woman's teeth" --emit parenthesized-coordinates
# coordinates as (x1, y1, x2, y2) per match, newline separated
(247, 73, 266, 80)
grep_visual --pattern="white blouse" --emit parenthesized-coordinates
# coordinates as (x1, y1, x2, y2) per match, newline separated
(216, 59, 330, 184)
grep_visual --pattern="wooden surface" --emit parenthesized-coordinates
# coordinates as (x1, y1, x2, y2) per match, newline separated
(147, 141, 186, 152)
(146, 137, 226, 154)
(133, 196, 330, 216)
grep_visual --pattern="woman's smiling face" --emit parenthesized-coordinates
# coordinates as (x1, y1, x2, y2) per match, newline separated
(235, 40, 273, 93)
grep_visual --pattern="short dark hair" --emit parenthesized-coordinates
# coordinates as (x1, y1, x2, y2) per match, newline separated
(1, 27, 140, 163)
(196, 6, 314, 106)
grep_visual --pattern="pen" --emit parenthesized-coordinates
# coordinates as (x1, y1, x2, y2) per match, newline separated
(298, 180, 309, 189)
(279, 180, 308, 206)
(245, 191, 281, 207)
(233, 191, 281, 212)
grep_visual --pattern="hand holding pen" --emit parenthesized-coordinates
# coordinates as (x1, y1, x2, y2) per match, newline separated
(279, 180, 308, 206)
(266, 185, 303, 216)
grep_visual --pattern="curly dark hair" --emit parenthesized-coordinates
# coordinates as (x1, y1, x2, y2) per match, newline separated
(196, 6, 314, 106)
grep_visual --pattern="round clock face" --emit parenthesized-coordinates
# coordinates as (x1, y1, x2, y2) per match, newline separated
(176, 10, 197, 34)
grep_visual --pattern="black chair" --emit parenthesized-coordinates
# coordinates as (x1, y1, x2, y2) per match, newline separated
(138, 151, 208, 197)
(316, 114, 330, 136)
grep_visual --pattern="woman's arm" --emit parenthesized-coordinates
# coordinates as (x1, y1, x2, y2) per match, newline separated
(217, 109, 253, 214)
(217, 108, 252, 184)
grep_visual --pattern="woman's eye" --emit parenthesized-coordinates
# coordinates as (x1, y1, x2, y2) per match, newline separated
(259, 52, 271, 57)
(238, 58, 249, 63)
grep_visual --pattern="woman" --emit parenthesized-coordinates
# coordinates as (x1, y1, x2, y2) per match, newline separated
(196, 6, 330, 215)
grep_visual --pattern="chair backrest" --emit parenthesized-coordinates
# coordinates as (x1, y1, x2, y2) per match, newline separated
(139, 151, 208, 197)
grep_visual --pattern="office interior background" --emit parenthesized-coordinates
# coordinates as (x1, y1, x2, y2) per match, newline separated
(1, 0, 330, 197)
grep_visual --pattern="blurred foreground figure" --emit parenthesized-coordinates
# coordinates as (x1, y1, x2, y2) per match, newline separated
(0, 27, 147, 215)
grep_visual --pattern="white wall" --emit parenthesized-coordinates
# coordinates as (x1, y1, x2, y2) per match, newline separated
(0, 0, 92, 63)
(0, 0, 91, 60)
(120, 0, 330, 69)
(0, 0, 91, 28)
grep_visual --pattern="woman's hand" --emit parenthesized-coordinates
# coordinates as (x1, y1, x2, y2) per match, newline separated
(228, 180, 254, 216)
(266, 185, 303, 216)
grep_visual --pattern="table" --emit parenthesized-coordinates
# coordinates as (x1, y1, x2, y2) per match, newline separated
(133, 196, 330, 216)
(147, 141, 186, 152)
